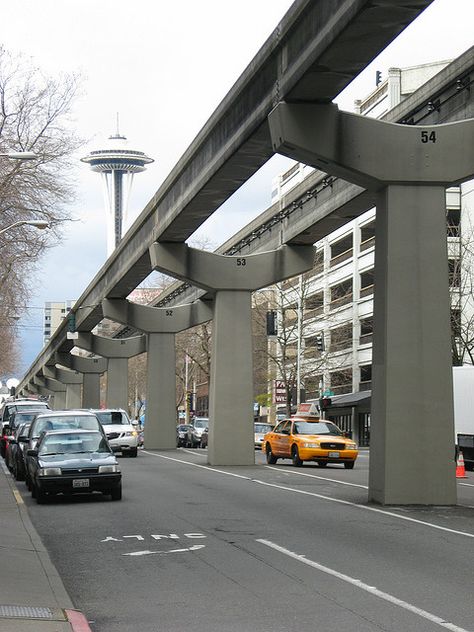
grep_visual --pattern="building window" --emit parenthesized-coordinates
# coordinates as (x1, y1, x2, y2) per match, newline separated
(359, 365, 372, 391)
(304, 375, 322, 400)
(359, 317, 373, 345)
(360, 220, 375, 251)
(304, 291, 324, 319)
(329, 368, 352, 395)
(448, 259, 460, 288)
(330, 234, 353, 267)
(447, 209, 460, 237)
(330, 278, 353, 309)
(329, 323, 352, 351)
(360, 268, 374, 298)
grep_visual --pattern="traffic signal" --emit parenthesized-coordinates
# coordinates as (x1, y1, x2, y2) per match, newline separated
(67, 311, 76, 333)
(376, 70, 382, 86)
(266, 310, 277, 336)
(316, 333, 325, 352)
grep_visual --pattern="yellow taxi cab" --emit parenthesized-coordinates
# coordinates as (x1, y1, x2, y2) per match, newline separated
(262, 404, 358, 468)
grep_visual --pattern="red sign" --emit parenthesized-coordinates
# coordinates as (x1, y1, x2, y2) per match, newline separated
(273, 380, 286, 404)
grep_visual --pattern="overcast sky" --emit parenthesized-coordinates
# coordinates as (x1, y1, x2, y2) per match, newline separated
(1, 0, 472, 375)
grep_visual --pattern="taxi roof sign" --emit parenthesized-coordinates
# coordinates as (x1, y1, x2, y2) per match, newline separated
(294, 402, 320, 416)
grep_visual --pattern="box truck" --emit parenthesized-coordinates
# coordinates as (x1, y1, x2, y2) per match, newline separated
(453, 366, 474, 470)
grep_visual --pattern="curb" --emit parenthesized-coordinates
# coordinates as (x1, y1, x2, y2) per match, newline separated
(65, 610, 93, 632)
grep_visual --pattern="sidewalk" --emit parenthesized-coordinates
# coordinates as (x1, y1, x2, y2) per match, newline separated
(0, 461, 92, 632)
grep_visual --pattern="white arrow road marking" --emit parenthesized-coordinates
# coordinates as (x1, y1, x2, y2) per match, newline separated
(123, 544, 206, 556)
(257, 539, 471, 632)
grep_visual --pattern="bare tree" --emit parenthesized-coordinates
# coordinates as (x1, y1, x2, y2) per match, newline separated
(0, 46, 84, 375)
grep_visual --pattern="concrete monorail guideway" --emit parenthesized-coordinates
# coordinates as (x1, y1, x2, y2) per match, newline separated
(19, 0, 473, 505)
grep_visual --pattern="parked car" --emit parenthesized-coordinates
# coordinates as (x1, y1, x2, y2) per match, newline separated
(177, 424, 193, 447)
(254, 422, 274, 449)
(189, 417, 209, 448)
(27, 429, 122, 503)
(90, 409, 139, 457)
(0, 398, 50, 428)
(25, 411, 106, 488)
(8, 422, 32, 480)
(1, 410, 41, 459)
(263, 416, 358, 468)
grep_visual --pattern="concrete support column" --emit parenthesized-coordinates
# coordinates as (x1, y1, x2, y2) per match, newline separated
(82, 373, 101, 409)
(56, 353, 107, 409)
(76, 334, 146, 411)
(44, 366, 83, 412)
(209, 291, 254, 464)
(101, 298, 213, 450)
(369, 185, 455, 504)
(150, 243, 315, 465)
(65, 384, 82, 409)
(146, 333, 176, 449)
(268, 101, 474, 504)
(106, 358, 129, 409)
(53, 390, 67, 410)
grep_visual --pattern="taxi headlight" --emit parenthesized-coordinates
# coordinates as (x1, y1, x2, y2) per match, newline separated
(346, 442, 357, 450)
(38, 467, 62, 477)
(303, 442, 320, 448)
(98, 464, 120, 474)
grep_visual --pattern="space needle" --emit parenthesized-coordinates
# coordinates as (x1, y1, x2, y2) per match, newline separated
(81, 124, 154, 257)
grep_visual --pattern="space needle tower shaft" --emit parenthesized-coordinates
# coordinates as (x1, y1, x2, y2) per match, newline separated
(81, 119, 154, 257)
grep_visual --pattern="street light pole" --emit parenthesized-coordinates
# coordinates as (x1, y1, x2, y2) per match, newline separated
(0, 220, 49, 235)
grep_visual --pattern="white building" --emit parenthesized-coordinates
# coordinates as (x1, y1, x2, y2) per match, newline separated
(43, 300, 76, 346)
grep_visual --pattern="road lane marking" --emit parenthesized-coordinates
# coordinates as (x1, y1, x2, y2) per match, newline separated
(123, 545, 205, 556)
(265, 465, 368, 488)
(257, 539, 470, 632)
(459, 483, 474, 487)
(142, 451, 474, 539)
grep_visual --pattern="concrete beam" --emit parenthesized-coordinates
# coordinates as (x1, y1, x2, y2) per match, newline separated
(75, 334, 145, 410)
(101, 299, 212, 333)
(56, 352, 107, 374)
(149, 243, 315, 292)
(268, 102, 474, 189)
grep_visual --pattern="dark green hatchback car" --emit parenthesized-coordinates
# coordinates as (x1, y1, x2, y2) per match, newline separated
(27, 429, 122, 503)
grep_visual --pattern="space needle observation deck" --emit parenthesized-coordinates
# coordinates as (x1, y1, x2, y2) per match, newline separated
(81, 131, 154, 257)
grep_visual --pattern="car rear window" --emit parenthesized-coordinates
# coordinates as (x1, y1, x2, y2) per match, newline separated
(33, 415, 100, 437)
(39, 431, 111, 455)
(95, 411, 129, 425)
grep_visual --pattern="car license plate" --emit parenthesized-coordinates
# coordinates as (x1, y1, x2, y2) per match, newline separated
(72, 479, 89, 488)
(328, 451, 340, 458)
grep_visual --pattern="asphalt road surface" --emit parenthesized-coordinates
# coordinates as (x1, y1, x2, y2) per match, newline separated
(16, 448, 474, 632)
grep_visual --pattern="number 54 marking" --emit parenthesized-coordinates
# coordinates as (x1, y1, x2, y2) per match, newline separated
(421, 130, 436, 143)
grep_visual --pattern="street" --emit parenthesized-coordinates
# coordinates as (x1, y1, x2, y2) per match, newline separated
(15, 449, 474, 632)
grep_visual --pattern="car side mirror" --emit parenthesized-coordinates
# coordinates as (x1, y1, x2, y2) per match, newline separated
(26, 449, 38, 457)
(19, 437, 29, 443)
(131, 420, 139, 426)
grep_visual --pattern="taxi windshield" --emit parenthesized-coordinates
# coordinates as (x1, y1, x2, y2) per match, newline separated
(293, 421, 342, 436)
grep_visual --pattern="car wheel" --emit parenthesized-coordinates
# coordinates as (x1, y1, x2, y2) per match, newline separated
(266, 444, 277, 465)
(128, 447, 138, 458)
(344, 461, 355, 470)
(291, 445, 303, 467)
(16, 466, 25, 482)
(36, 487, 47, 504)
(31, 482, 37, 498)
(110, 485, 122, 501)
(317, 461, 327, 468)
